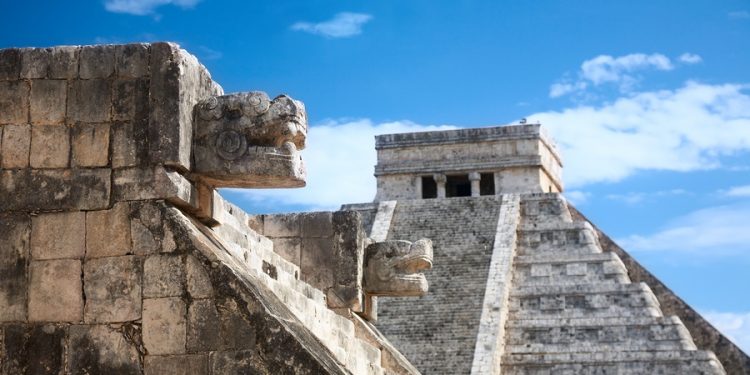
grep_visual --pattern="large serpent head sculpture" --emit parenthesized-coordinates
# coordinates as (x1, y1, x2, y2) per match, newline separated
(364, 239, 434, 297)
(193, 92, 307, 188)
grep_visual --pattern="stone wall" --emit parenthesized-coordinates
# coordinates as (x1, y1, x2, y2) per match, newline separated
(0, 43, 421, 375)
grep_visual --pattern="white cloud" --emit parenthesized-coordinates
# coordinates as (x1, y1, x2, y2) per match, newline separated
(564, 190, 591, 205)
(728, 10, 750, 20)
(616, 202, 750, 254)
(606, 189, 688, 205)
(678, 53, 703, 64)
(529, 81, 750, 187)
(291, 12, 372, 38)
(723, 185, 750, 197)
(703, 311, 750, 353)
(581, 53, 673, 85)
(104, 0, 200, 15)
(227, 119, 456, 210)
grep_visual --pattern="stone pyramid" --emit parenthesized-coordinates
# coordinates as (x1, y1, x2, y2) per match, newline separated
(345, 125, 750, 374)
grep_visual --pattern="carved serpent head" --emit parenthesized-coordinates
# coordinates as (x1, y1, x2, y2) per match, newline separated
(193, 92, 307, 188)
(363, 239, 433, 297)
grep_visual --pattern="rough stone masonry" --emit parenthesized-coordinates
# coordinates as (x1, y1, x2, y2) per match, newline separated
(0, 43, 431, 375)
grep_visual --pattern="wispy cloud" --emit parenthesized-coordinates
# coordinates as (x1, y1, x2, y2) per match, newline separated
(291, 12, 373, 38)
(606, 189, 689, 205)
(703, 311, 750, 353)
(530, 81, 750, 187)
(616, 202, 750, 254)
(227, 119, 456, 210)
(195, 46, 222, 61)
(720, 184, 750, 197)
(565, 190, 591, 205)
(550, 53, 678, 97)
(728, 10, 750, 20)
(104, 0, 200, 16)
(678, 53, 703, 64)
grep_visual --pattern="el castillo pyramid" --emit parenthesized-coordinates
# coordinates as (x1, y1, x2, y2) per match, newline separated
(0, 43, 748, 374)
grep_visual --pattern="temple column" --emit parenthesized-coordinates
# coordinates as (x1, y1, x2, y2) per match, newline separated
(434, 173, 447, 198)
(469, 172, 481, 197)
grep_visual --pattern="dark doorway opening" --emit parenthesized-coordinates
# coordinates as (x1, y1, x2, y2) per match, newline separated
(480, 173, 495, 196)
(446, 175, 471, 197)
(421, 176, 437, 199)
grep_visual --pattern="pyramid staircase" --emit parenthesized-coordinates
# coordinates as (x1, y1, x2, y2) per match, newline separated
(500, 193, 726, 374)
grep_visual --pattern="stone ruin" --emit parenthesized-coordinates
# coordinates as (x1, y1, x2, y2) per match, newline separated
(0, 42, 747, 374)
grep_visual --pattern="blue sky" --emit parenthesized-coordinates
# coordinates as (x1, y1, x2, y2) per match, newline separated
(2, 0, 749, 352)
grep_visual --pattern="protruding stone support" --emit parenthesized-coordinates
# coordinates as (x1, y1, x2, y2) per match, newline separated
(469, 172, 481, 197)
(434, 173, 447, 198)
(363, 239, 433, 297)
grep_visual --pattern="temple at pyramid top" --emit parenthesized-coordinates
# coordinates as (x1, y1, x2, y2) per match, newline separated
(373, 124, 563, 201)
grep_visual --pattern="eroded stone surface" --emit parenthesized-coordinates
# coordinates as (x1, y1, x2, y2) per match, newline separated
(31, 211, 85, 260)
(0, 168, 111, 211)
(84, 255, 142, 323)
(72, 122, 110, 167)
(0, 81, 29, 125)
(144, 354, 208, 375)
(86, 202, 132, 258)
(2, 324, 65, 375)
(28, 259, 83, 322)
(67, 324, 141, 374)
(0, 214, 29, 321)
(29, 125, 69, 168)
(144, 254, 184, 298)
(30, 79, 66, 124)
(143, 297, 186, 355)
(1, 124, 30, 168)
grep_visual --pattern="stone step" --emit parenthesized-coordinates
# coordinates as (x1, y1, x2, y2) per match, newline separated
(513, 252, 630, 286)
(516, 221, 602, 255)
(509, 283, 662, 319)
(501, 350, 726, 375)
(519, 193, 573, 224)
(505, 316, 696, 354)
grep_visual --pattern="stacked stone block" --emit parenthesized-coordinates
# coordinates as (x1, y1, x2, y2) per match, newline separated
(500, 193, 726, 374)
(373, 196, 503, 374)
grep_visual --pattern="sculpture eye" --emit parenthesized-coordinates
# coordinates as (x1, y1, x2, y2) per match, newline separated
(215, 130, 247, 160)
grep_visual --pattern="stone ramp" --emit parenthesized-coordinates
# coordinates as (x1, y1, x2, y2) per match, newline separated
(500, 193, 726, 374)
(374, 196, 504, 375)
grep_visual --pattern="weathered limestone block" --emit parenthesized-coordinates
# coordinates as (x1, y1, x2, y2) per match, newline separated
(0, 81, 28, 124)
(302, 211, 333, 237)
(72, 122, 110, 167)
(193, 92, 307, 187)
(29, 125, 69, 168)
(363, 239, 433, 297)
(115, 43, 150, 78)
(186, 255, 213, 298)
(0, 48, 22, 80)
(187, 299, 223, 352)
(67, 79, 111, 123)
(0, 168, 111, 211)
(216, 298, 256, 350)
(144, 354, 208, 375)
(1, 124, 30, 168)
(2, 324, 66, 374)
(29, 79, 66, 124)
(67, 324, 141, 374)
(130, 201, 177, 255)
(79, 45, 115, 79)
(272, 237, 301, 266)
(0, 214, 29, 322)
(86, 202, 132, 258)
(48, 46, 79, 79)
(31, 211, 85, 260)
(28, 259, 83, 322)
(113, 166, 195, 207)
(20, 48, 50, 79)
(143, 297, 187, 355)
(83, 255, 142, 323)
(210, 350, 266, 374)
(301, 237, 335, 288)
(264, 213, 301, 237)
(113, 78, 149, 122)
(144, 254, 185, 298)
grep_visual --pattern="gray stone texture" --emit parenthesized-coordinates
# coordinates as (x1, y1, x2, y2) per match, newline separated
(0, 80, 29, 125)
(67, 324, 142, 374)
(144, 354, 208, 375)
(30, 211, 85, 260)
(67, 79, 111, 123)
(1, 124, 30, 168)
(30, 79, 66, 124)
(0, 214, 29, 322)
(144, 254, 185, 298)
(28, 259, 83, 322)
(2, 324, 66, 375)
(79, 45, 115, 79)
(72, 122, 110, 167)
(143, 297, 187, 355)
(20, 47, 50, 79)
(86, 202, 132, 258)
(83, 255, 142, 323)
(29, 125, 69, 168)
(0, 168, 111, 211)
